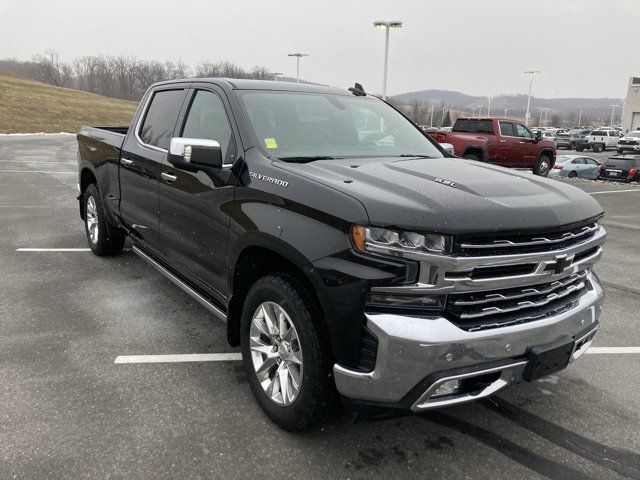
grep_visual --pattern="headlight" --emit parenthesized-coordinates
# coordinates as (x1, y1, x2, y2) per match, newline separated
(351, 225, 449, 256)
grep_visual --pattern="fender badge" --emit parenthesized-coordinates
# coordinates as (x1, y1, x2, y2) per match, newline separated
(249, 171, 289, 187)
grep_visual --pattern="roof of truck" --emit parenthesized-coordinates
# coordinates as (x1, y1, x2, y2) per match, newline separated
(156, 77, 350, 95)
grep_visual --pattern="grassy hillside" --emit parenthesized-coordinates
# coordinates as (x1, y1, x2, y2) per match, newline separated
(0, 71, 137, 133)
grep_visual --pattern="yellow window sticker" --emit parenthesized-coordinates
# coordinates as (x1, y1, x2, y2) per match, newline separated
(264, 138, 278, 149)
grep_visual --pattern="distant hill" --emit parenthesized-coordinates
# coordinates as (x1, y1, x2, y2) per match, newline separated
(0, 71, 137, 133)
(392, 89, 623, 123)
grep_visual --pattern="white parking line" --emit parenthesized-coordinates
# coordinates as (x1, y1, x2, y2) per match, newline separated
(590, 189, 640, 195)
(586, 347, 640, 354)
(0, 170, 76, 174)
(114, 353, 242, 364)
(16, 248, 90, 252)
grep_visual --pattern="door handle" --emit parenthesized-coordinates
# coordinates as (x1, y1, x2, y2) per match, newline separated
(121, 158, 134, 166)
(161, 172, 177, 183)
(500, 140, 507, 143)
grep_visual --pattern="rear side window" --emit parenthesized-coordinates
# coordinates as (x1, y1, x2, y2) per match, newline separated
(591, 130, 605, 136)
(453, 120, 494, 133)
(139, 89, 186, 150)
(499, 121, 515, 136)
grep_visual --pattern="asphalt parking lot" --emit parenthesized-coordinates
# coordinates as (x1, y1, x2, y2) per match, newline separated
(1, 134, 639, 480)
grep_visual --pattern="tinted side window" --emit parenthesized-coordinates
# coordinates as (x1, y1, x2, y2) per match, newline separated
(182, 90, 235, 164)
(573, 158, 586, 164)
(515, 124, 532, 139)
(139, 89, 185, 150)
(499, 121, 515, 136)
(591, 130, 605, 136)
(453, 120, 493, 133)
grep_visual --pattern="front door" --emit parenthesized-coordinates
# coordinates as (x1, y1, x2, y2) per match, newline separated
(119, 87, 188, 251)
(513, 123, 536, 166)
(496, 121, 519, 166)
(158, 87, 241, 300)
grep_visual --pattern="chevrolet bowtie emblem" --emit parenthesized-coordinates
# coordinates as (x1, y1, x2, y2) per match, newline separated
(546, 254, 574, 274)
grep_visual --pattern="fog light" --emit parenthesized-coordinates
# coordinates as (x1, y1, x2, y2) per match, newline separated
(431, 379, 461, 398)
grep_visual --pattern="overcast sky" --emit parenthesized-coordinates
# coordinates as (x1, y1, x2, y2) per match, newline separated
(0, 0, 637, 98)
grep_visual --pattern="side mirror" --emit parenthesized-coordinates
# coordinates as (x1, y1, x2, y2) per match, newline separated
(168, 138, 222, 169)
(534, 130, 543, 142)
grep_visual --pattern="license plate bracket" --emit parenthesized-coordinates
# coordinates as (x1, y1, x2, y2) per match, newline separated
(523, 335, 574, 381)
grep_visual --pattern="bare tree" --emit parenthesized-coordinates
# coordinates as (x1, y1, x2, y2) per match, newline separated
(32, 49, 72, 87)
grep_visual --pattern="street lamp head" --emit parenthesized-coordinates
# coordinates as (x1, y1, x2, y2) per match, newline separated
(524, 70, 541, 74)
(373, 20, 403, 29)
(288, 53, 309, 58)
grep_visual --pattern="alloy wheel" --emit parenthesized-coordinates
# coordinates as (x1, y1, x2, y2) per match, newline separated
(249, 301, 303, 406)
(86, 196, 99, 244)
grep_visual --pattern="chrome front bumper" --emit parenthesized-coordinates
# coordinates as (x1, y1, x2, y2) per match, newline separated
(334, 271, 604, 411)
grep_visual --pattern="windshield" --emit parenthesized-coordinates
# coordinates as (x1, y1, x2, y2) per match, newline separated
(237, 91, 444, 159)
(626, 131, 640, 138)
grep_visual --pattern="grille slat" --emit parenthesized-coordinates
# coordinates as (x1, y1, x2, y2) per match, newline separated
(456, 222, 599, 256)
(447, 271, 590, 328)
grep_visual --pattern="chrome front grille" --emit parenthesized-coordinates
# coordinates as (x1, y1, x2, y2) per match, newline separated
(455, 222, 599, 256)
(447, 271, 589, 327)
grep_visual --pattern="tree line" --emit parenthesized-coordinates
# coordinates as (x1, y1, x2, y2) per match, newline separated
(0, 49, 274, 101)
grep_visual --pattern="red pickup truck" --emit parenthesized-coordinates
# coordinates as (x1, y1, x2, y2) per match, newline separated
(430, 118, 556, 176)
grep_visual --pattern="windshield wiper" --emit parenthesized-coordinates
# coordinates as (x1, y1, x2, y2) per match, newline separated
(397, 154, 437, 158)
(278, 156, 340, 163)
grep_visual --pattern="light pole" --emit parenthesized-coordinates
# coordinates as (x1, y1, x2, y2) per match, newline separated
(524, 70, 540, 126)
(270, 72, 283, 81)
(472, 107, 477, 116)
(287, 53, 309, 83)
(373, 20, 403, 100)
(610, 104, 619, 126)
(429, 100, 437, 127)
(578, 109, 583, 126)
(487, 97, 492, 116)
(539, 108, 544, 126)
(442, 106, 447, 125)
(543, 108, 549, 127)
(504, 108, 508, 118)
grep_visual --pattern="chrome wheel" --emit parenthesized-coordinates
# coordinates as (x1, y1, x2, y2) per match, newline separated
(86, 196, 99, 244)
(249, 301, 303, 406)
(538, 159, 550, 176)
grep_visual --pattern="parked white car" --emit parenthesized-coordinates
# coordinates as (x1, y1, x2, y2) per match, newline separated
(587, 129, 621, 152)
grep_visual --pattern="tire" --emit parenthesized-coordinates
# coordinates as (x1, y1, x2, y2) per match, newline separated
(592, 144, 602, 153)
(570, 142, 576, 150)
(617, 148, 623, 154)
(576, 146, 585, 152)
(568, 171, 578, 178)
(83, 184, 125, 256)
(463, 153, 480, 161)
(240, 274, 337, 431)
(533, 155, 552, 177)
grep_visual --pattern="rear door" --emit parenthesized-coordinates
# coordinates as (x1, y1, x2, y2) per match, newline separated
(120, 86, 189, 251)
(158, 86, 241, 300)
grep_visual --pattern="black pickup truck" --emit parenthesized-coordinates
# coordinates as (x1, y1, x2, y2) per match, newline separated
(77, 79, 606, 430)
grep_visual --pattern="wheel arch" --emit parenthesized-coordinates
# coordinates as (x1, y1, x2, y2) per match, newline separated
(226, 235, 328, 351)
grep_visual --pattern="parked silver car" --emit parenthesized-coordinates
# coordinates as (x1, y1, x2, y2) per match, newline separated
(550, 155, 601, 179)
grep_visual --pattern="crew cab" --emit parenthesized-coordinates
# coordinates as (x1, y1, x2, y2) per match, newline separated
(431, 118, 556, 176)
(587, 129, 621, 152)
(77, 79, 605, 430)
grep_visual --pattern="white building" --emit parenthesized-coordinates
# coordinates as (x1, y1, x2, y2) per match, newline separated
(621, 76, 640, 132)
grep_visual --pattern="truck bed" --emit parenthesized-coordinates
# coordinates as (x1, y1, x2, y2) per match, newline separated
(78, 125, 129, 151)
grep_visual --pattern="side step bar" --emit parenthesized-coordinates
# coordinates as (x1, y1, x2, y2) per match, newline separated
(132, 245, 227, 323)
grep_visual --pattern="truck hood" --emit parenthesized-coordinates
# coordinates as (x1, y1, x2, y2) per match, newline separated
(275, 157, 603, 234)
